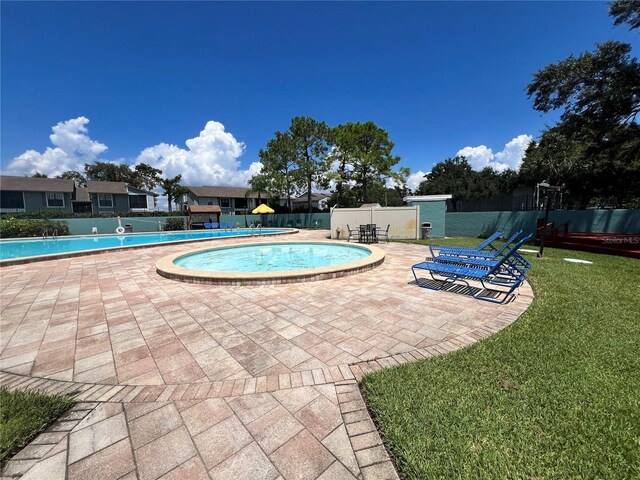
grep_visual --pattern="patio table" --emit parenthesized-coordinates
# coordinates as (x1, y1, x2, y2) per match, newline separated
(358, 224, 378, 244)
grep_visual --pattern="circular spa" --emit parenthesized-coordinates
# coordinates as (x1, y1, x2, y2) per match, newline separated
(156, 241, 385, 285)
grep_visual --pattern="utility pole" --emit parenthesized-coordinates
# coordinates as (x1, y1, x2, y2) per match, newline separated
(537, 182, 561, 258)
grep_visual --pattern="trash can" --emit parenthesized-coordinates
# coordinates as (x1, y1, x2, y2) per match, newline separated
(124, 224, 133, 233)
(421, 222, 432, 239)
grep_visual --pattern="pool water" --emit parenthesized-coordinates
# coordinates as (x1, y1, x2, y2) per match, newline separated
(174, 243, 370, 273)
(0, 229, 282, 261)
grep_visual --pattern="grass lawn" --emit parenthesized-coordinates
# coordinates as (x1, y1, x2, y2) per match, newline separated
(0, 387, 73, 463)
(361, 238, 640, 479)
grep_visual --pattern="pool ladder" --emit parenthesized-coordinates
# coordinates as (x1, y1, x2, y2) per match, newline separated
(42, 228, 58, 240)
(250, 223, 262, 236)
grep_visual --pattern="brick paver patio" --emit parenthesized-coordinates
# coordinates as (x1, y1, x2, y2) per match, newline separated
(0, 230, 533, 479)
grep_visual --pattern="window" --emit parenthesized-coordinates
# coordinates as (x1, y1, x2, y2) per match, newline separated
(98, 194, 113, 208)
(129, 194, 147, 209)
(220, 198, 230, 208)
(46, 192, 65, 208)
(234, 197, 247, 209)
(0, 191, 25, 210)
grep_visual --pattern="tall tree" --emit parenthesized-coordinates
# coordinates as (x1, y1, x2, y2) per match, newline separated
(327, 127, 355, 208)
(524, 22, 640, 206)
(288, 117, 331, 211)
(609, 0, 640, 30)
(172, 185, 189, 211)
(31, 172, 48, 178)
(247, 173, 269, 205)
(417, 157, 474, 211)
(332, 121, 407, 204)
(527, 41, 640, 130)
(134, 163, 162, 192)
(85, 162, 141, 187)
(56, 171, 87, 187)
(161, 175, 183, 212)
(257, 132, 298, 212)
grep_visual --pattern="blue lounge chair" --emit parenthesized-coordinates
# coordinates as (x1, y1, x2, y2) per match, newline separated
(211, 222, 219, 229)
(434, 232, 532, 275)
(434, 229, 524, 261)
(429, 230, 504, 258)
(203, 222, 213, 229)
(412, 234, 533, 304)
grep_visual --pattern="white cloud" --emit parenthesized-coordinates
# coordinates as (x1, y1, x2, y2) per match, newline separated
(135, 121, 261, 186)
(384, 170, 428, 192)
(4, 118, 262, 191)
(4, 117, 107, 176)
(406, 170, 428, 192)
(495, 135, 534, 170)
(457, 134, 533, 172)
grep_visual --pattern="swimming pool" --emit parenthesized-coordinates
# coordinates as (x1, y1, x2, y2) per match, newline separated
(175, 243, 370, 273)
(156, 241, 386, 285)
(0, 229, 290, 264)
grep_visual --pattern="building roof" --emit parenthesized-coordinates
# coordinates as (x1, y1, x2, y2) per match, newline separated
(0, 175, 74, 193)
(188, 205, 222, 214)
(86, 181, 128, 194)
(187, 185, 265, 199)
(127, 185, 158, 196)
(403, 195, 452, 202)
(293, 193, 330, 203)
(73, 187, 91, 202)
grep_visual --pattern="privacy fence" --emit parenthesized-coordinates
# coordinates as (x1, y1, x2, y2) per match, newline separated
(445, 209, 640, 238)
(11, 209, 639, 238)
(41, 213, 331, 235)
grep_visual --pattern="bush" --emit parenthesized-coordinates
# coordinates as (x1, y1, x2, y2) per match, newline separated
(164, 217, 185, 231)
(0, 218, 70, 239)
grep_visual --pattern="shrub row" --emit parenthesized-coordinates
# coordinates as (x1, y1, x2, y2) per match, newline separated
(163, 218, 186, 231)
(0, 218, 70, 239)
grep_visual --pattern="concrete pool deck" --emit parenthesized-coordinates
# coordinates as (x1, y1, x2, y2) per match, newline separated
(0, 229, 533, 479)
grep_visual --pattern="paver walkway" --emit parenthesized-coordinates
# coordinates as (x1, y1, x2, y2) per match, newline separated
(0, 230, 533, 479)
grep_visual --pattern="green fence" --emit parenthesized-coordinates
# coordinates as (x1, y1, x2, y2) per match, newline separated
(42, 213, 331, 235)
(445, 209, 640, 238)
(220, 213, 330, 229)
(59, 216, 184, 235)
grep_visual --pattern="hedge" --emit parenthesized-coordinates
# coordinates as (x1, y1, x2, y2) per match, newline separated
(0, 218, 70, 239)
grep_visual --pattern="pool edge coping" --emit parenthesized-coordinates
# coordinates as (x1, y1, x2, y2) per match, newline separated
(155, 240, 386, 285)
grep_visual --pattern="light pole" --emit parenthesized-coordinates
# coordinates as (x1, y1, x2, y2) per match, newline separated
(537, 181, 562, 258)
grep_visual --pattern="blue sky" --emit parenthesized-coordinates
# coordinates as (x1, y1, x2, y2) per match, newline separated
(1, 1, 637, 190)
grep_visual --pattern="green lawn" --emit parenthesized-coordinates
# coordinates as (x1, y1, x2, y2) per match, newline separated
(362, 238, 640, 479)
(0, 387, 73, 463)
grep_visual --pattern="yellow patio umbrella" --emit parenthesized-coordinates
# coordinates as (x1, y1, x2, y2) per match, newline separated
(252, 203, 275, 227)
(252, 203, 275, 214)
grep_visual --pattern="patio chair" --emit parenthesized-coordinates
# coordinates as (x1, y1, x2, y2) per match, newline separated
(434, 229, 524, 261)
(377, 224, 390, 243)
(434, 232, 532, 275)
(204, 222, 213, 229)
(369, 224, 378, 243)
(412, 234, 533, 304)
(211, 222, 219, 229)
(429, 230, 504, 258)
(346, 225, 360, 242)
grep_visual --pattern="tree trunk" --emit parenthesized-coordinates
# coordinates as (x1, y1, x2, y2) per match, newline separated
(307, 176, 312, 211)
(167, 194, 173, 212)
(362, 177, 368, 204)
